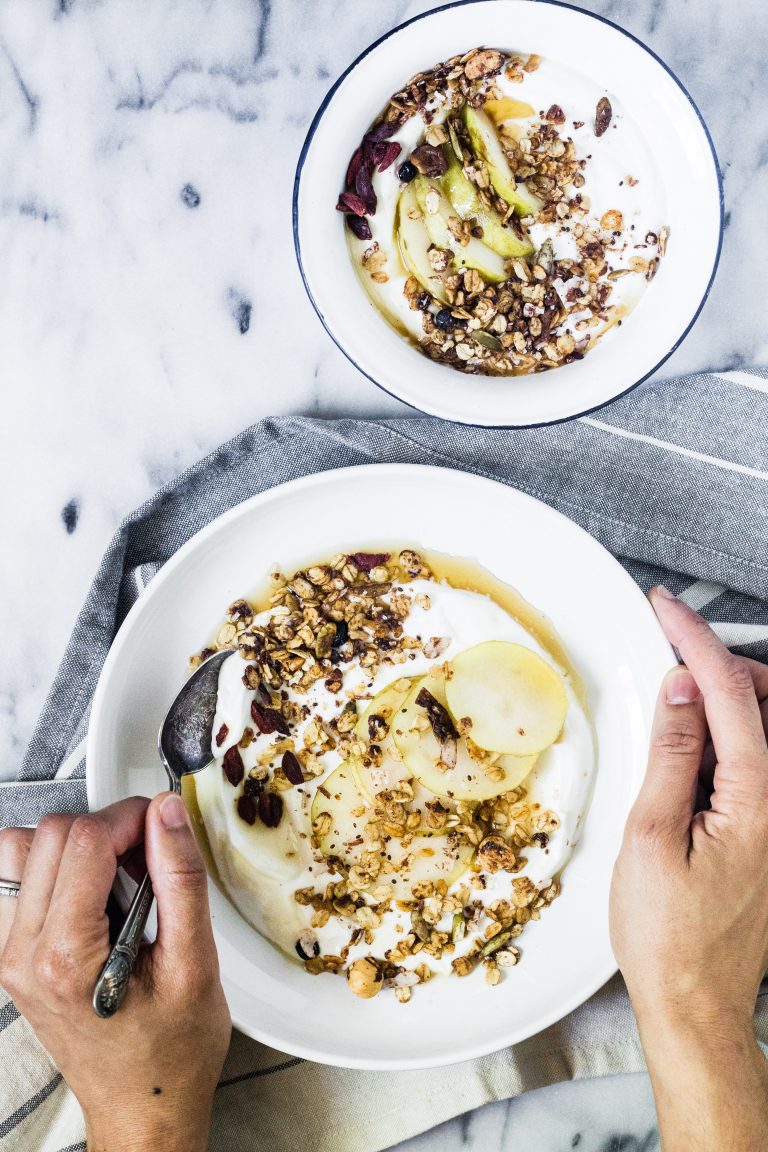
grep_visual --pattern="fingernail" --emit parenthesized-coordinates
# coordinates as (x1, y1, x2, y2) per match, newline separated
(160, 794, 189, 829)
(665, 668, 700, 705)
(655, 585, 677, 601)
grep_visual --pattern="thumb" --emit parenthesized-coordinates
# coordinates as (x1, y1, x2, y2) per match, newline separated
(144, 792, 215, 960)
(628, 666, 707, 852)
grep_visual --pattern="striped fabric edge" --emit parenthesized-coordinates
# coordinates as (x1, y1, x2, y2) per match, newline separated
(0, 779, 88, 827)
(0, 1002, 20, 1035)
(0, 1075, 63, 1141)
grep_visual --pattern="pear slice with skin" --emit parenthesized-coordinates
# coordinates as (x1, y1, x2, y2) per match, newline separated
(396, 182, 449, 303)
(442, 152, 533, 259)
(463, 106, 542, 218)
(412, 176, 508, 285)
(445, 641, 568, 757)
(392, 669, 537, 802)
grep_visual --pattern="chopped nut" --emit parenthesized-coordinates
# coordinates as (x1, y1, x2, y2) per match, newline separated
(410, 144, 448, 177)
(464, 48, 504, 81)
(347, 956, 383, 999)
(545, 104, 565, 124)
(600, 209, 624, 232)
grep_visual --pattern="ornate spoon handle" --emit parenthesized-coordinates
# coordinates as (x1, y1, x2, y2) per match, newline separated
(92, 871, 154, 1018)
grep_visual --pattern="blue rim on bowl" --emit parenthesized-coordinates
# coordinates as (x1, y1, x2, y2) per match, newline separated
(293, 0, 724, 430)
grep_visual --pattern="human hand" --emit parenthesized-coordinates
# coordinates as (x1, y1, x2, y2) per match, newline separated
(610, 586, 768, 1150)
(0, 794, 231, 1152)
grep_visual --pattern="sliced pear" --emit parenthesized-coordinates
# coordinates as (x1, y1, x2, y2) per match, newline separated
(392, 669, 537, 802)
(376, 831, 474, 901)
(445, 641, 568, 757)
(442, 154, 533, 259)
(311, 761, 371, 866)
(413, 176, 508, 285)
(396, 183, 449, 303)
(463, 106, 542, 218)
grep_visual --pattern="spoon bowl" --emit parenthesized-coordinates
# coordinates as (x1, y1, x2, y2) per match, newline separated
(158, 648, 234, 786)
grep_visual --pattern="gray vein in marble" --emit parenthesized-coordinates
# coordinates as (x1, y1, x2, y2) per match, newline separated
(0, 41, 38, 130)
(251, 0, 271, 62)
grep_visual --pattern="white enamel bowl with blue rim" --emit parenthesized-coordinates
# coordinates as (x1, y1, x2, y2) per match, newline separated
(293, 0, 722, 428)
(87, 464, 673, 1069)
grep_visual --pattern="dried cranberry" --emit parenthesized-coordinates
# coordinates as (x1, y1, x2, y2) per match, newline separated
(350, 551, 389, 571)
(377, 141, 402, 172)
(281, 751, 304, 786)
(347, 214, 372, 241)
(214, 723, 229, 748)
(251, 700, 290, 735)
(397, 160, 417, 183)
(354, 165, 377, 215)
(336, 190, 369, 217)
(367, 120, 398, 143)
(237, 794, 257, 825)
(367, 138, 388, 168)
(222, 745, 245, 786)
(346, 146, 364, 189)
(258, 791, 283, 828)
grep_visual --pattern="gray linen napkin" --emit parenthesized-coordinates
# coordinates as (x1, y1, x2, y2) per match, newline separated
(2, 366, 768, 1152)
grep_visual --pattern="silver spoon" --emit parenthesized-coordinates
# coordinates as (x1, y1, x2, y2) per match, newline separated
(92, 648, 233, 1018)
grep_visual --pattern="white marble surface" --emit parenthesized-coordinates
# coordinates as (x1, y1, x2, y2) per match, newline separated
(1, 0, 764, 1147)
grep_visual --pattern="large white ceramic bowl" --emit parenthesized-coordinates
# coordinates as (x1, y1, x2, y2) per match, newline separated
(87, 464, 672, 1069)
(294, 0, 722, 427)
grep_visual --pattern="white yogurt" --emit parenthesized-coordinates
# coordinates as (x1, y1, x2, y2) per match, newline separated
(351, 52, 666, 347)
(194, 579, 595, 973)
